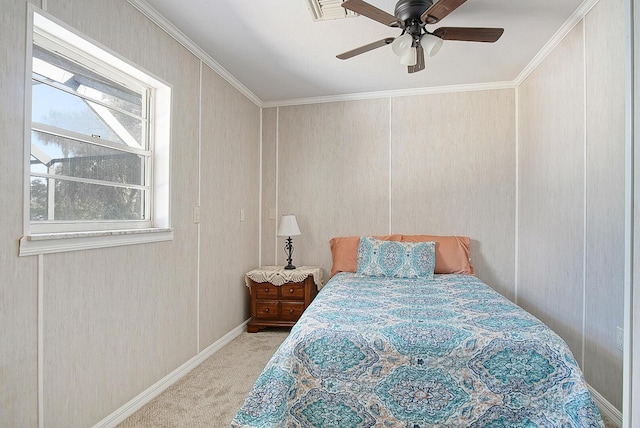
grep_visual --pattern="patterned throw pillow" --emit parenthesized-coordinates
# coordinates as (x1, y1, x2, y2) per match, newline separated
(356, 236, 436, 279)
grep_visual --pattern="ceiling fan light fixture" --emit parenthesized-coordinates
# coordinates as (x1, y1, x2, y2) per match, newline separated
(391, 33, 414, 56)
(399, 47, 417, 66)
(420, 33, 443, 57)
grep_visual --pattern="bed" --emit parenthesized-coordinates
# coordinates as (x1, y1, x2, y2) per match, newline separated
(231, 235, 603, 427)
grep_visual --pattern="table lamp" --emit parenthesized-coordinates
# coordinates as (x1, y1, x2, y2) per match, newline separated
(277, 214, 301, 270)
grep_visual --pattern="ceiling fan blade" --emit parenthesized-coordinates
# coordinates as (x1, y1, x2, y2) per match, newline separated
(408, 46, 425, 73)
(421, 0, 467, 24)
(341, 0, 402, 27)
(336, 38, 395, 60)
(433, 27, 504, 42)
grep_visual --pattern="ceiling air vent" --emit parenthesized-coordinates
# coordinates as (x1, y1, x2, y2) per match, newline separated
(306, 0, 358, 21)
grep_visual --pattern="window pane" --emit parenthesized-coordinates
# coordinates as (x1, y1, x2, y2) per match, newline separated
(32, 82, 144, 147)
(30, 177, 49, 221)
(31, 131, 145, 186)
(32, 44, 143, 117)
(31, 154, 47, 174)
(30, 177, 145, 221)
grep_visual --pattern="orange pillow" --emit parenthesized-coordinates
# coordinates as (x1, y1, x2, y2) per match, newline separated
(329, 234, 475, 277)
(329, 235, 401, 277)
(401, 235, 474, 275)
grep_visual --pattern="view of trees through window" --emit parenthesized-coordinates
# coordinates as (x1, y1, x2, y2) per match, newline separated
(29, 137, 144, 221)
(30, 41, 150, 223)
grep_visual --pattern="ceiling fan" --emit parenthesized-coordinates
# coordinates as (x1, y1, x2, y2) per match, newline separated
(336, 0, 504, 73)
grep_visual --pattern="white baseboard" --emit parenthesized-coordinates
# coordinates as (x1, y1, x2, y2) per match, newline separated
(92, 319, 249, 428)
(590, 384, 623, 427)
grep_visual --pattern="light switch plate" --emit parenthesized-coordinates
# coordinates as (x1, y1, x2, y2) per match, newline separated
(616, 326, 624, 351)
(193, 206, 200, 224)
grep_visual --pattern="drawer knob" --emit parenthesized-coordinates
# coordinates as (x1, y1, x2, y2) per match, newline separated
(263, 308, 270, 313)
(289, 288, 294, 293)
(289, 309, 294, 314)
(264, 288, 270, 292)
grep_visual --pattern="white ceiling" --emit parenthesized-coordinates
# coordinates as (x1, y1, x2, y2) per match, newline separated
(138, 0, 586, 104)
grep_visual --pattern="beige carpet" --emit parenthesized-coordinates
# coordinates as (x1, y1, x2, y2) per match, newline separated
(117, 329, 290, 427)
(118, 327, 618, 427)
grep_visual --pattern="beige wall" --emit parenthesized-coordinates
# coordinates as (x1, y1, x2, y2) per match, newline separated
(518, 22, 586, 361)
(634, 1, 640, 422)
(391, 90, 516, 299)
(1, 0, 259, 426)
(199, 66, 260, 344)
(260, 107, 278, 266)
(584, 0, 626, 411)
(634, 0, 640, 419)
(268, 91, 516, 298)
(1, 2, 40, 426)
(276, 99, 394, 274)
(518, 0, 625, 411)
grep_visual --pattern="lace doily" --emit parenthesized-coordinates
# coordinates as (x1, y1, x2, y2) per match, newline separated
(245, 266, 324, 290)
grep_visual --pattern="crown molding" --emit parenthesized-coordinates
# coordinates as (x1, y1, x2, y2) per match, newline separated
(127, 0, 263, 107)
(262, 80, 517, 108)
(514, 0, 600, 86)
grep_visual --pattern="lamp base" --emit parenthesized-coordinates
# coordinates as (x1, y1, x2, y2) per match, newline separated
(283, 236, 296, 270)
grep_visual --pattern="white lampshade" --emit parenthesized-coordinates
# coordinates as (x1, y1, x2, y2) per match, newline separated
(391, 33, 414, 57)
(420, 33, 443, 57)
(277, 214, 301, 237)
(399, 47, 417, 66)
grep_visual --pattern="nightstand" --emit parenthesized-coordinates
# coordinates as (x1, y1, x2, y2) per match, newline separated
(245, 266, 323, 333)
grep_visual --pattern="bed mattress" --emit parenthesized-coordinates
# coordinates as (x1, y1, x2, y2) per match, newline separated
(232, 273, 603, 427)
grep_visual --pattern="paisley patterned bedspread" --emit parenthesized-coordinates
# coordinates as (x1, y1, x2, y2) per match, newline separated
(231, 273, 603, 427)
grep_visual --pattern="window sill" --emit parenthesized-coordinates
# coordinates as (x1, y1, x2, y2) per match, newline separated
(19, 227, 174, 256)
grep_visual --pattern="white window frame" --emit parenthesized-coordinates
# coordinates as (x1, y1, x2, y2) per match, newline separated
(20, 7, 173, 256)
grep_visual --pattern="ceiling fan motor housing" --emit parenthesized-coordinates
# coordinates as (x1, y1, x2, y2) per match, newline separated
(394, 0, 434, 22)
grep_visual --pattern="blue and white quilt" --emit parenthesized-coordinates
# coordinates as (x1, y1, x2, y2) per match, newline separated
(232, 273, 603, 427)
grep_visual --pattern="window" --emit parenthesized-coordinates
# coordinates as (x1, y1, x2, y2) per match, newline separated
(20, 9, 172, 256)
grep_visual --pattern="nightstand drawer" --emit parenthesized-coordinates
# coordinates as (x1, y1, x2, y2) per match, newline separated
(281, 302, 305, 321)
(255, 301, 279, 320)
(246, 267, 322, 333)
(280, 282, 305, 300)
(255, 284, 278, 300)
